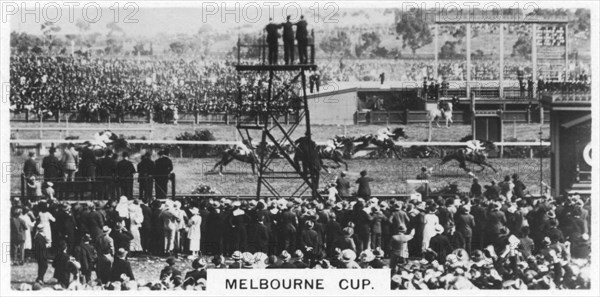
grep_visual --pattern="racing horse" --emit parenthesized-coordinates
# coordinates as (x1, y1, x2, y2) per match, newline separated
(72, 130, 129, 155)
(427, 101, 453, 128)
(440, 140, 498, 173)
(344, 127, 408, 159)
(211, 141, 260, 175)
(317, 145, 348, 171)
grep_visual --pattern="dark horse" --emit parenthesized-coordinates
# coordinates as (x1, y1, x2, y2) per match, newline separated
(212, 143, 260, 175)
(440, 140, 498, 173)
(344, 127, 408, 159)
(313, 145, 348, 171)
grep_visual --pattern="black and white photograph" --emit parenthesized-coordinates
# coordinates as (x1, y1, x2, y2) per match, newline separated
(1, 0, 598, 295)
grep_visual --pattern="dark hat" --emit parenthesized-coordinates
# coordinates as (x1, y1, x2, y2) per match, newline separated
(166, 257, 176, 266)
(212, 255, 224, 266)
(192, 258, 207, 269)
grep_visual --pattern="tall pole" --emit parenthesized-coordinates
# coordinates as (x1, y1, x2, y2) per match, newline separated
(434, 24, 439, 80)
(300, 68, 318, 199)
(499, 24, 504, 98)
(532, 24, 537, 94)
(466, 23, 471, 97)
(539, 127, 543, 195)
(564, 23, 569, 80)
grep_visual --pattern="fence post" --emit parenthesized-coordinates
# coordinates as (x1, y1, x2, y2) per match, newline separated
(39, 116, 43, 139)
(21, 174, 25, 199)
(404, 109, 409, 125)
(171, 173, 176, 199)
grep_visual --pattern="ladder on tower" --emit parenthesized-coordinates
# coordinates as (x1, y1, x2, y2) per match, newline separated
(234, 64, 322, 201)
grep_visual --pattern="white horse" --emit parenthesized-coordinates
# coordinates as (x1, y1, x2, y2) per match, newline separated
(427, 102, 453, 128)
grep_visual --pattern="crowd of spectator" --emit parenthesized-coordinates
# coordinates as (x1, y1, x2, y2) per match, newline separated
(11, 161, 592, 290)
(10, 55, 302, 122)
(9, 53, 591, 122)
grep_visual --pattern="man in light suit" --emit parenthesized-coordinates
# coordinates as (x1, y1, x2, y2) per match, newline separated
(62, 143, 78, 181)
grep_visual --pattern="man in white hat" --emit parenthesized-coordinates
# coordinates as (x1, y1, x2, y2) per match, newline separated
(428, 225, 451, 263)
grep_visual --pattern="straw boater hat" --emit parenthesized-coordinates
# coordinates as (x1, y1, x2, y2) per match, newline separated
(360, 250, 375, 263)
(341, 249, 357, 263)
(103, 225, 112, 234)
(231, 251, 242, 260)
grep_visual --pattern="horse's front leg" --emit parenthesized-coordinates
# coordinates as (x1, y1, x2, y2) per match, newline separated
(483, 161, 497, 173)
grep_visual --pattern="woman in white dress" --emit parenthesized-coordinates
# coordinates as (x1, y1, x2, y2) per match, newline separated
(115, 196, 130, 226)
(37, 202, 55, 247)
(19, 206, 35, 250)
(187, 207, 202, 257)
(422, 204, 439, 251)
(128, 199, 144, 252)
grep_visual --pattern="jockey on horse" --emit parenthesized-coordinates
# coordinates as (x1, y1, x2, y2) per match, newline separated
(234, 139, 253, 156)
(93, 130, 114, 148)
(375, 126, 396, 148)
(323, 136, 341, 154)
(465, 139, 485, 160)
(438, 101, 450, 119)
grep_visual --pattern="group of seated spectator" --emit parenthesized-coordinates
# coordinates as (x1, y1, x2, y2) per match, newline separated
(9, 55, 302, 122)
(11, 164, 591, 290)
(538, 76, 591, 94)
(9, 53, 591, 123)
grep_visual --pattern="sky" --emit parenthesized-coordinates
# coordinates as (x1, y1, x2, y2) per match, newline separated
(7, 1, 588, 38)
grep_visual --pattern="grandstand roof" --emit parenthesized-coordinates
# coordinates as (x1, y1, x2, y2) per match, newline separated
(434, 16, 568, 24)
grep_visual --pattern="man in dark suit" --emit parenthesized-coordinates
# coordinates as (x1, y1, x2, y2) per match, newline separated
(429, 225, 452, 263)
(512, 174, 526, 199)
(97, 150, 117, 199)
(137, 151, 155, 203)
(282, 15, 295, 65)
(140, 201, 153, 253)
(296, 15, 308, 64)
(154, 149, 173, 199)
(111, 248, 134, 282)
(117, 151, 136, 199)
(265, 18, 281, 65)
(42, 147, 61, 182)
(300, 220, 322, 265)
(335, 172, 350, 198)
(110, 220, 134, 252)
(454, 205, 475, 254)
(23, 152, 40, 179)
(486, 202, 507, 247)
(248, 214, 270, 254)
(86, 202, 105, 239)
(11, 208, 28, 265)
(32, 225, 49, 283)
(73, 233, 97, 284)
(79, 142, 97, 180)
(356, 170, 373, 199)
